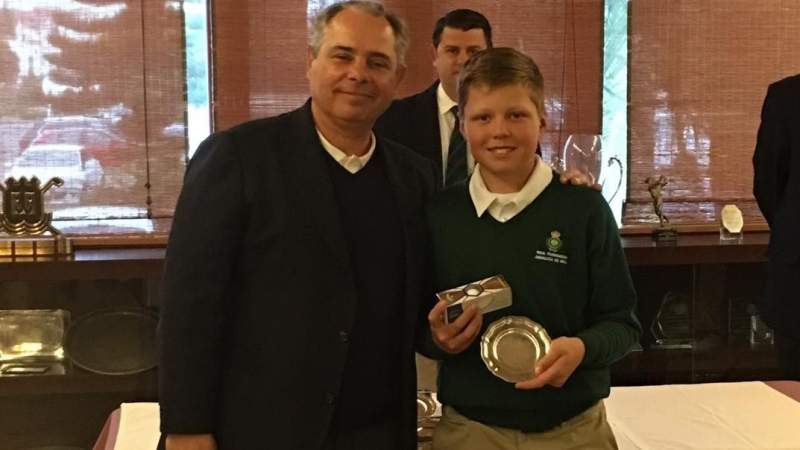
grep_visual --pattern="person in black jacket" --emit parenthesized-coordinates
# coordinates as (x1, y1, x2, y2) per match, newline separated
(753, 73, 800, 381)
(376, 9, 493, 187)
(158, 2, 437, 449)
(376, 10, 568, 188)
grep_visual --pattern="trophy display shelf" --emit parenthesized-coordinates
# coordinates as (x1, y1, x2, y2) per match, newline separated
(620, 230, 769, 266)
(612, 339, 783, 385)
(0, 233, 72, 260)
(1, 176, 73, 260)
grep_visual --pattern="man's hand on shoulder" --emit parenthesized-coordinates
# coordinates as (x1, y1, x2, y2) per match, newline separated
(559, 168, 602, 191)
(166, 434, 217, 450)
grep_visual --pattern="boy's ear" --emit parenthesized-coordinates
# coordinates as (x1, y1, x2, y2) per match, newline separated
(539, 117, 547, 130)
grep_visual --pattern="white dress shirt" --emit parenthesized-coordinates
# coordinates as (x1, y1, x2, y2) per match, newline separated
(316, 129, 376, 174)
(469, 155, 554, 223)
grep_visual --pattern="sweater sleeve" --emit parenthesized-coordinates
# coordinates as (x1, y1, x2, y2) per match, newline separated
(576, 199, 642, 368)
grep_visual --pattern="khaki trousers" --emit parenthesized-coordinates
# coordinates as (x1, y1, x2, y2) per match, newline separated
(432, 402, 618, 450)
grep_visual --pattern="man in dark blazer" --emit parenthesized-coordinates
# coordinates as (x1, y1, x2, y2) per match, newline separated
(753, 73, 800, 381)
(375, 9, 492, 187)
(158, 2, 437, 449)
(376, 9, 550, 188)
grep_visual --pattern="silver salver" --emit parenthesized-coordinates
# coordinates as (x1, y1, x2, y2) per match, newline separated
(480, 316, 551, 383)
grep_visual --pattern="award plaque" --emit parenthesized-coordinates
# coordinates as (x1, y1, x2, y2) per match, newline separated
(0, 176, 72, 258)
(480, 316, 551, 383)
(720, 204, 744, 242)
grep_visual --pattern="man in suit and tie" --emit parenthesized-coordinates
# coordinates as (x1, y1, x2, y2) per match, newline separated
(753, 73, 800, 381)
(376, 9, 493, 187)
(158, 2, 437, 449)
(377, 10, 569, 189)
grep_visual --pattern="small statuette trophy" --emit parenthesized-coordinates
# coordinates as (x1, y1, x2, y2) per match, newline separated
(719, 204, 744, 242)
(645, 175, 677, 243)
(0, 176, 72, 258)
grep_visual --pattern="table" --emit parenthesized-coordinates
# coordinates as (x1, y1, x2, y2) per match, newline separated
(94, 381, 800, 450)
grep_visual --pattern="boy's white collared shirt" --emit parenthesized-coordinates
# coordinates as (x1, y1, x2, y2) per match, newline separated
(469, 156, 553, 223)
(317, 128, 376, 174)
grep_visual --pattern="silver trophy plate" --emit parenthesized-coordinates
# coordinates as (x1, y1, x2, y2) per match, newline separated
(480, 316, 551, 383)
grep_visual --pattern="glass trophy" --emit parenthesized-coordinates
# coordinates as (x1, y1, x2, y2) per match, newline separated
(650, 292, 694, 349)
(0, 309, 69, 376)
(556, 134, 623, 203)
(747, 304, 774, 348)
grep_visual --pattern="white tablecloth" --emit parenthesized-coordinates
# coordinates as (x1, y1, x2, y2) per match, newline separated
(606, 381, 800, 450)
(105, 381, 800, 450)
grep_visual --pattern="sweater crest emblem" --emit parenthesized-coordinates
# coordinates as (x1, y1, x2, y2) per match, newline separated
(545, 230, 563, 252)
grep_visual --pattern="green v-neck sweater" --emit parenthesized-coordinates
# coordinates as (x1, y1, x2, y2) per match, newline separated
(422, 177, 641, 432)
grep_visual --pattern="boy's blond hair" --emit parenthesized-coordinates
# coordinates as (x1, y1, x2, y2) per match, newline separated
(457, 47, 546, 120)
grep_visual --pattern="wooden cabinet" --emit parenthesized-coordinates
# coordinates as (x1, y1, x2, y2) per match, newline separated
(0, 248, 163, 449)
(0, 234, 784, 447)
(613, 232, 782, 385)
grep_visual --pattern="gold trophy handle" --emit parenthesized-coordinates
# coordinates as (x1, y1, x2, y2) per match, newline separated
(41, 177, 64, 194)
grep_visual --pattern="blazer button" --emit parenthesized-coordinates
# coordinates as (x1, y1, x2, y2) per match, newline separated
(338, 331, 349, 343)
(325, 393, 336, 405)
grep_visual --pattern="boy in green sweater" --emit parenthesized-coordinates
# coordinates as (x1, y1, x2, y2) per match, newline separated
(421, 47, 641, 450)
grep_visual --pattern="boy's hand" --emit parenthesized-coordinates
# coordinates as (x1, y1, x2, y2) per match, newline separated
(559, 169, 601, 191)
(428, 300, 483, 354)
(514, 336, 585, 390)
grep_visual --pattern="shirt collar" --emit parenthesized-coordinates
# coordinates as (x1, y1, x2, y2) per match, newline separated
(316, 129, 376, 174)
(436, 82, 458, 118)
(469, 155, 554, 220)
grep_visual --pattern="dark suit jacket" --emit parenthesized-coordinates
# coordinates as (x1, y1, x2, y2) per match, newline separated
(158, 100, 437, 449)
(753, 74, 800, 337)
(376, 82, 444, 182)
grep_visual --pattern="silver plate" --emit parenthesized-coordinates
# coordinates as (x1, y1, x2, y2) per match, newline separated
(480, 316, 551, 383)
(65, 308, 158, 376)
(416, 395, 437, 419)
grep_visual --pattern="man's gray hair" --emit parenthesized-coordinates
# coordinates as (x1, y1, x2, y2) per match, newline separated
(309, 1, 409, 66)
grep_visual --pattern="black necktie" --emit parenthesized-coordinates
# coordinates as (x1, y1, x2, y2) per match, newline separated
(445, 106, 467, 187)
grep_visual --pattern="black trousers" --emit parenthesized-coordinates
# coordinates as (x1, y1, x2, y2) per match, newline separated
(322, 418, 402, 450)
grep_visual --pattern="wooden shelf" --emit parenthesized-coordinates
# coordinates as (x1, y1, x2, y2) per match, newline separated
(621, 232, 769, 266)
(613, 339, 782, 385)
(0, 247, 165, 281)
(0, 366, 157, 396)
(0, 231, 770, 279)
